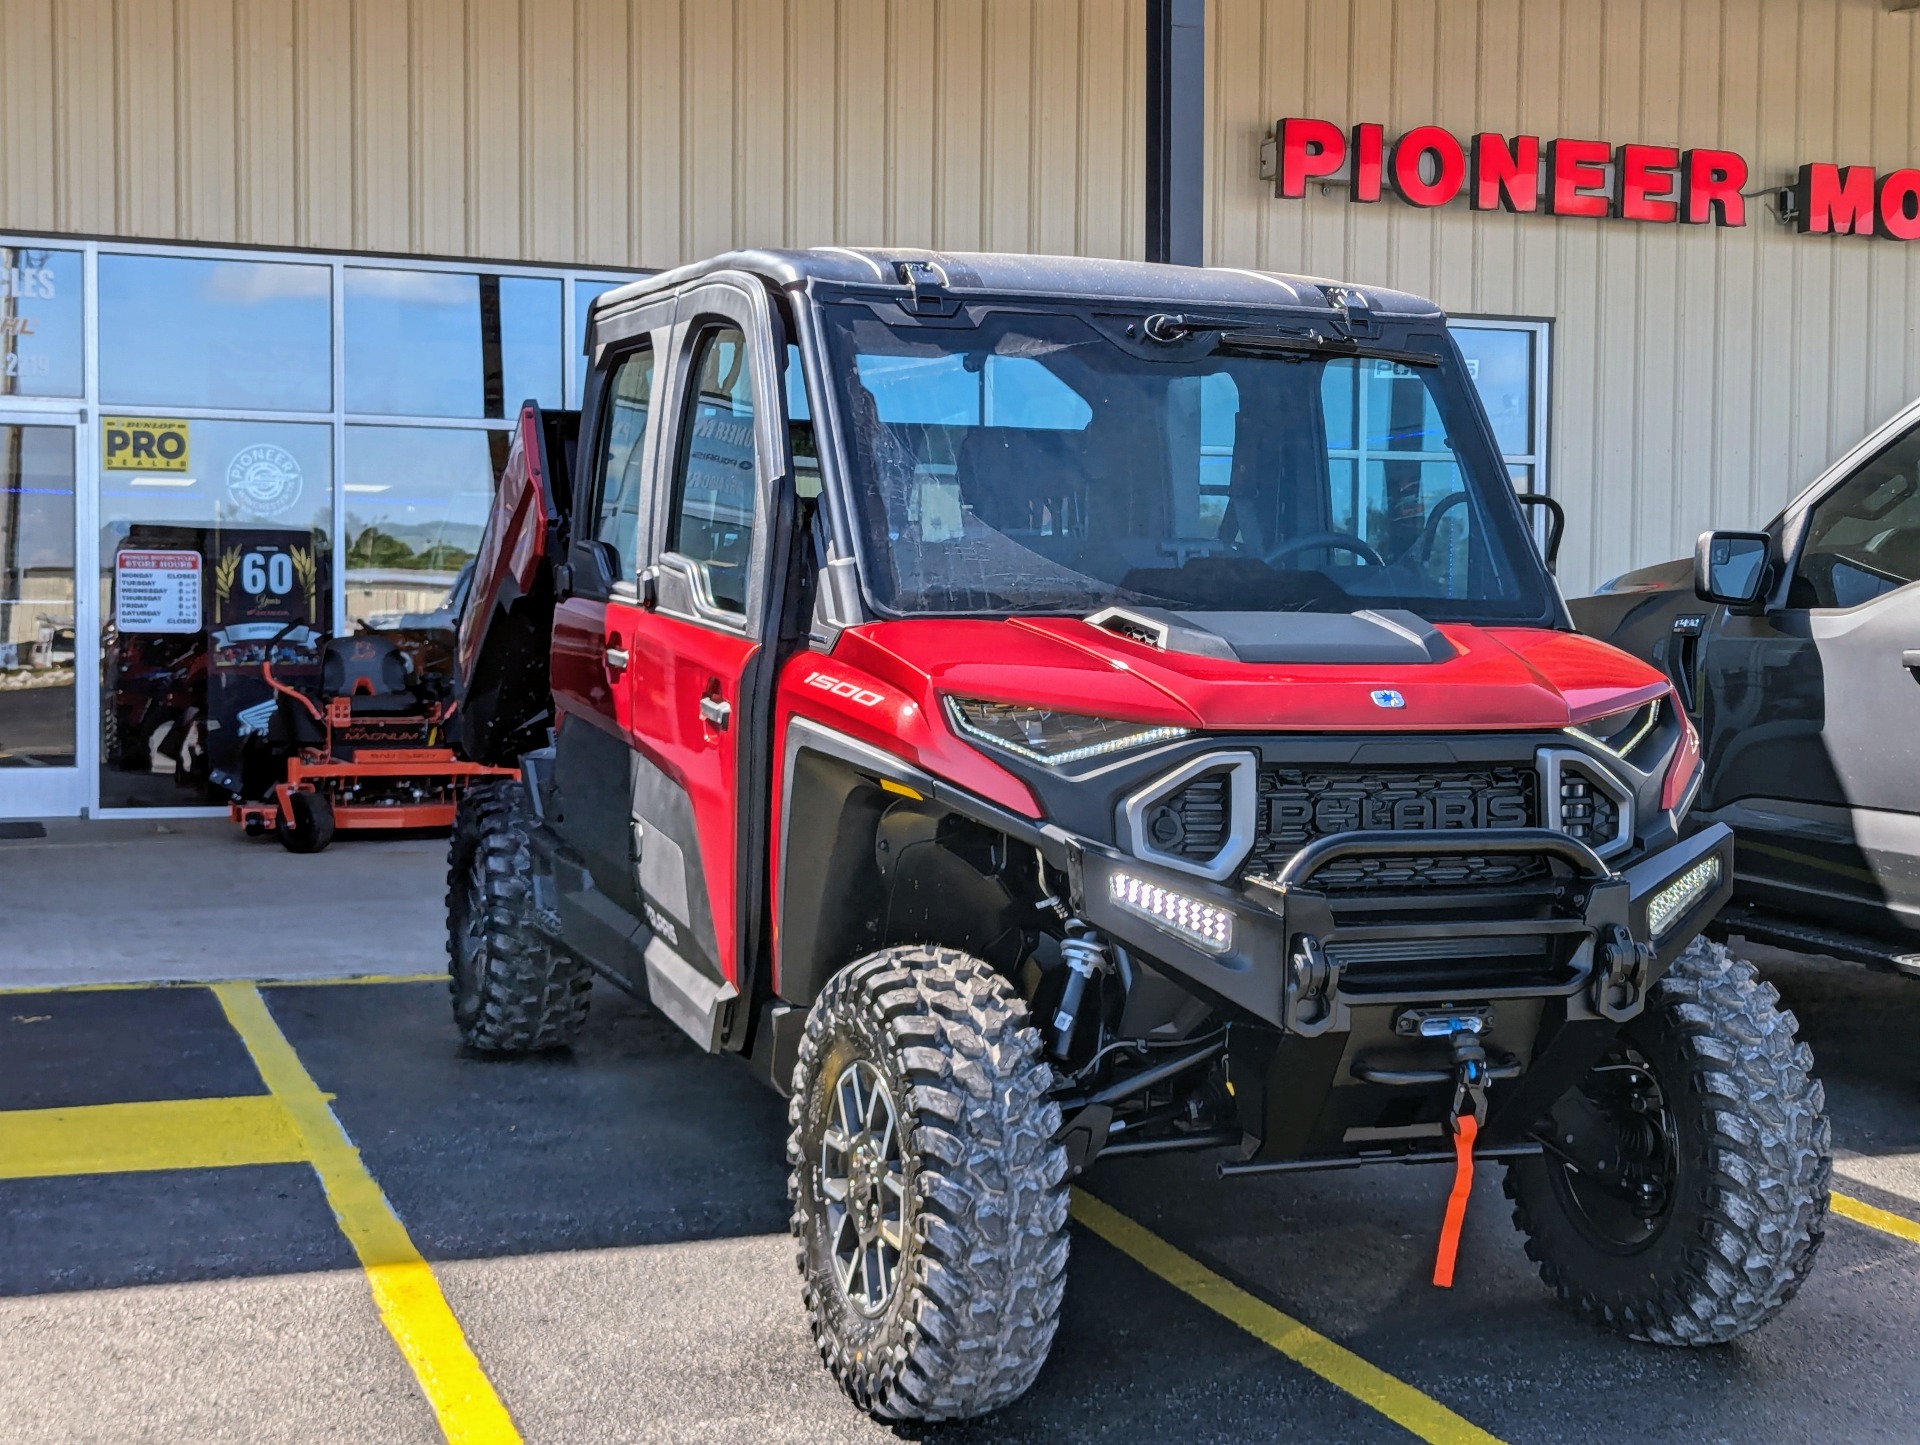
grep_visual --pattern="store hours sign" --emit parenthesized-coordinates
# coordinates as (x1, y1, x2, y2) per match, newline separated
(115, 549, 203, 634)
(1265, 118, 1920, 239)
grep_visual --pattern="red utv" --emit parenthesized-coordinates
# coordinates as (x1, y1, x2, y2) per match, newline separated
(449, 251, 1829, 1422)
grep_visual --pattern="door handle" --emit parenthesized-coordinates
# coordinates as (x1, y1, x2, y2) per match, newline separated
(604, 645, 629, 673)
(1903, 649, 1920, 681)
(699, 694, 732, 730)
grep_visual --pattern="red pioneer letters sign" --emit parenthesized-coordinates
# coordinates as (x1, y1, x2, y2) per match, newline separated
(1271, 117, 1920, 238)
(1272, 117, 1747, 225)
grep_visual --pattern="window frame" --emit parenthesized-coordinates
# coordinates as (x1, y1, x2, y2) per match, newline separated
(1447, 315, 1552, 497)
(1786, 420, 1920, 611)
(586, 338, 662, 586)
(642, 282, 785, 639)
(660, 320, 762, 623)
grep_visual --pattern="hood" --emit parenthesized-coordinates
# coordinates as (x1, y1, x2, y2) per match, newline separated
(836, 613, 1670, 734)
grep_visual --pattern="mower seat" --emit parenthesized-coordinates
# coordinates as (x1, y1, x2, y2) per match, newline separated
(322, 636, 423, 716)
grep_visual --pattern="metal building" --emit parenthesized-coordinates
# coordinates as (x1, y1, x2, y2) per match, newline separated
(0, 0, 1914, 817)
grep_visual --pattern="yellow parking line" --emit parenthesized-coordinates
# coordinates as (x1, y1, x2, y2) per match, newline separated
(212, 983, 520, 1445)
(1071, 1190, 1504, 1445)
(0, 972, 442, 996)
(1834, 1190, 1920, 1246)
(0, 1095, 306, 1179)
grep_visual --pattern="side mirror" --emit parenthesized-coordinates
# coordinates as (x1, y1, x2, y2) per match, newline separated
(1694, 530, 1771, 607)
(1517, 494, 1565, 574)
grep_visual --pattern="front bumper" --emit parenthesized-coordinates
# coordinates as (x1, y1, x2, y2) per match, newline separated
(1067, 823, 1735, 1035)
(1067, 823, 1734, 1156)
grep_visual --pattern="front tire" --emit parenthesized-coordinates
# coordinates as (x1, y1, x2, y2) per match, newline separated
(275, 790, 335, 853)
(788, 945, 1070, 1421)
(1506, 938, 1830, 1344)
(445, 780, 591, 1053)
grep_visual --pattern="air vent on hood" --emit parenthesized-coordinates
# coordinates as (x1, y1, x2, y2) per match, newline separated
(1085, 606, 1456, 666)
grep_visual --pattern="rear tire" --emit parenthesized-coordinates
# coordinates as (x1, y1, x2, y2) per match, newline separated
(788, 945, 1069, 1421)
(275, 790, 335, 853)
(1505, 938, 1829, 1344)
(445, 779, 591, 1053)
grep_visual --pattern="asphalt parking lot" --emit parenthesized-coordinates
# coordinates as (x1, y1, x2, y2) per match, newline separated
(4, 825, 1920, 1444)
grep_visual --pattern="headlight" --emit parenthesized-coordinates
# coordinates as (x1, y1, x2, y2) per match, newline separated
(944, 697, 1188, 766)
(1568, 698, 1663, 762)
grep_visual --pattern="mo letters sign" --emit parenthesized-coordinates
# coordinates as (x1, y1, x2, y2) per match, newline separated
(1267, 118, 1920, 239)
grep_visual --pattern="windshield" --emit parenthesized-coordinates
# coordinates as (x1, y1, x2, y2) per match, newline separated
(817, 301, 1552, 623)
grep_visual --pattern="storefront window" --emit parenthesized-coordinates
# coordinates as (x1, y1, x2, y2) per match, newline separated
(98, 418, 332, 808)
(1, 246, 84, 398)
(344, 425, 504, 679)
(346, 269, 561, 418)
(99, 255, 332, 412)
(0, 425, 76, 766)
(1452, 320, 1549, 494)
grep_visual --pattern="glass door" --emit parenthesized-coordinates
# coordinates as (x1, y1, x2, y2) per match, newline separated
(0, 418, 82, 816)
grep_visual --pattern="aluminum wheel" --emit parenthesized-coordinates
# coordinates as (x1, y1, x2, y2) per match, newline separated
(820, 1058, 907, 1314)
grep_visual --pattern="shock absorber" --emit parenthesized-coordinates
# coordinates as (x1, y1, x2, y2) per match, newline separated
(1051, 923, 1110, 1060)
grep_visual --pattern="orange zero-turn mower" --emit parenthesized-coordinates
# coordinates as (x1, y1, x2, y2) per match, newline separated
(231, 632, 518, 853)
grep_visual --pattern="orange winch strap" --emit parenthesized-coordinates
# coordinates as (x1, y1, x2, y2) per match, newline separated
(1431, 1112, 1478, 1289)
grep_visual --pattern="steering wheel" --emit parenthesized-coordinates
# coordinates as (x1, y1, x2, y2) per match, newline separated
(1262, 531, 1387, 569)
(1408, 490, 1471, 567)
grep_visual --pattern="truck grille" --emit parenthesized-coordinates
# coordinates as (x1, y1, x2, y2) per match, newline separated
(1151, 762, 1546, 891)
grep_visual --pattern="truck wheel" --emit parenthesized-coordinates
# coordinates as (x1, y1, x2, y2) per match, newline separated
(787, 945, 1070, 1421)
(275, 790, 335, 854)
(1505, 938, 1830, 1344)
(445, 780, 590, 1053)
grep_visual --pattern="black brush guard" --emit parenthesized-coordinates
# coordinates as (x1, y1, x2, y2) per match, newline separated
(1066, 822, 1735, 1158)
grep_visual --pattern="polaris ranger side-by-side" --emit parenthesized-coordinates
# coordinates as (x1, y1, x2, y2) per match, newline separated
(449, 250, 1829, 1422)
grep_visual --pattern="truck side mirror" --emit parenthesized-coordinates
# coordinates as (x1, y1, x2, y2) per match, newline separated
(1694, 530, 1771, 607)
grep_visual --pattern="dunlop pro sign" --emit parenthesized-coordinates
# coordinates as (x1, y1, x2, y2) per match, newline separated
(103, 417, 190, 472)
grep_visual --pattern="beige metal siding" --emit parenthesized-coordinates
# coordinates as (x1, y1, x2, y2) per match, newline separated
(4, 0, 1916, 590)
(1210, 0, 1920, 591)
(0, 0, 1144, 265)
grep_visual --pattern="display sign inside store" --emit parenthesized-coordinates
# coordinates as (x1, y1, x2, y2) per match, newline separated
(115, 549, 203, 634)
(102, 417, 191, 471)
(1266, 118, 1920, 239)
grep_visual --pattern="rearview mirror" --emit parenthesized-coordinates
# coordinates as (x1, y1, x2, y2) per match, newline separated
(1694, 530, 1771, 607)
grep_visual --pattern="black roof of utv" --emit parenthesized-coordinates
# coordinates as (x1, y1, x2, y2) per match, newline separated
(586, 248, 1446, 336)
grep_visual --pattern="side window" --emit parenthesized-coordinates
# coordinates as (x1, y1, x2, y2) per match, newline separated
(667, 327, 758, 615)
(1791, 428, 1920, 608)
(785, 344, 821, 500)
(594, 344, 655, 579)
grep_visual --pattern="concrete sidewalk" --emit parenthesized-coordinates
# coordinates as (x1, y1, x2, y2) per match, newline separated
(0, 820, 447, 989)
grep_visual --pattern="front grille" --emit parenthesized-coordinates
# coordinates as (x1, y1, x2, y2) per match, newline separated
(1156, 761, 1546, 891)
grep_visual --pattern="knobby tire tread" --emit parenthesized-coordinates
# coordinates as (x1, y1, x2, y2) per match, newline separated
(788, 944, 1070, 1421)
(1506, 938, 1829, 1345)
(445, 779, 590, 1053)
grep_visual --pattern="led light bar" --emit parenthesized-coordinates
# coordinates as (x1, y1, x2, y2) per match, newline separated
(1646, 854, 1722, 940)
(1109, 871, 1234, 953)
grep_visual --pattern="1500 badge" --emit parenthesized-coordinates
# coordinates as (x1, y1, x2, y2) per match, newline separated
(804, 670, 885, 707)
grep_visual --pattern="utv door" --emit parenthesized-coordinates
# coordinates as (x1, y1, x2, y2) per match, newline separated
(615, 281, 791, 1051)
(548, 304, 672, 981)
(1698, 420, 1920, 936)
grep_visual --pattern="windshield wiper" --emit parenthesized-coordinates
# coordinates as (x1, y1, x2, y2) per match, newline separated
(1141, 312, 1435, 368)
(1218, 331, 1437, 368)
